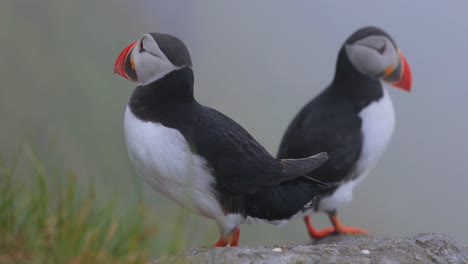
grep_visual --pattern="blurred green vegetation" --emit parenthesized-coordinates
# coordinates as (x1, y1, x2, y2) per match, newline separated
(0, 145, 156, 263)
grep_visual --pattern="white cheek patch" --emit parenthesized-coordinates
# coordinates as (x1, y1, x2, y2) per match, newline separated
(132, 40, 181, 86)
(346, 44, 384, 76)
(345, 37, 397, 77)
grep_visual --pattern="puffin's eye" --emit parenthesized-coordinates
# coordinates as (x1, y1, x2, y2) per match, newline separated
(139, 41, 145, 53)
(376, 42, 386, 55)
(357, 38, 387, 55)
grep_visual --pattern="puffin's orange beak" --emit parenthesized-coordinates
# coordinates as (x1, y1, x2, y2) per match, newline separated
(383, 51, 412, 92)
(114, 40, 138, 82)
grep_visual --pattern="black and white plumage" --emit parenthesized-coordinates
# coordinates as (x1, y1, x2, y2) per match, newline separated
(277, 26, 412, 239)
(114, 33, 334, 246)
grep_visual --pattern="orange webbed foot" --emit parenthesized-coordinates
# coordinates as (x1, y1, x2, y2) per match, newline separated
(330, 214, 371, 236)
(213, 228, 240, 247)
(304, 214, 371, 240)
(304, 215, 335, 239)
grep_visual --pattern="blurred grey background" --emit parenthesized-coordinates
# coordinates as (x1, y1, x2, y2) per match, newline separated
(1, 0, 467, 253)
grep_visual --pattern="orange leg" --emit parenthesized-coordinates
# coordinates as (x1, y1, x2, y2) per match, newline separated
(230, 228, 240, 246)
(213, 228, 240, 247)
(329, 214, 370, 235)
(213, 237, 230, 247)
(304, 215, 335, 239)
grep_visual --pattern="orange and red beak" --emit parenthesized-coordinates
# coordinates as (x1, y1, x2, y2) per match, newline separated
(382, 51, 412, 92)
(114, 40, 138, 82)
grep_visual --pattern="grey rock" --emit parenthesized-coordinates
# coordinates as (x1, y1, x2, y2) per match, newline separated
(149, 233, 468, 264)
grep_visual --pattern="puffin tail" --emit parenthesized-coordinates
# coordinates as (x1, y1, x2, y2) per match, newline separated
(281, 152, 328, 175)
(281, 152, 338, 190)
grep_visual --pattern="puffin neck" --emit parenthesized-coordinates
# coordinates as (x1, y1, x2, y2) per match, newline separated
(330, 48, 383, 102)
(128, 67, 195, 121)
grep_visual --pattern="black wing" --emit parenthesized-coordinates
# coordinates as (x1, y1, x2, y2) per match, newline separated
(277, 88, 363, 183)
(189, 103, 329, 194)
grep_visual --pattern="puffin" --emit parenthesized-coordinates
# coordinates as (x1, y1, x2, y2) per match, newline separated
(113, 32, 336, 247)
(277, 26, 412, 239)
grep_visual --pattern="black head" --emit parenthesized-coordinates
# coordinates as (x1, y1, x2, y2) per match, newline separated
(345, 26, 396, 47)
(148, 33, 192, 68)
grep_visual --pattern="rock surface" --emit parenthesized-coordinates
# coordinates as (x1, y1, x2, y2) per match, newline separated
(150, 233, 467, 264)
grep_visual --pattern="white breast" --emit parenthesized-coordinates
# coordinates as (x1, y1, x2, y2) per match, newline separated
(318, 88, 395, 212)
(123, 106, 224, 222)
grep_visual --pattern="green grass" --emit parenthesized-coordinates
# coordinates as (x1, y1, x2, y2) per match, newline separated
(0, 145, 157, 264)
